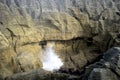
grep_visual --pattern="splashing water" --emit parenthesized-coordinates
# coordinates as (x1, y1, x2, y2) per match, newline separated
(41, 42, 63, 72)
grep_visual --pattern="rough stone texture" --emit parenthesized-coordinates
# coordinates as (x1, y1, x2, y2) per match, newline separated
(4, 47, 120, 80)
(0, 31, 9, 49)
(0, 0, 120, 79)
(54, 39, 101, 70)
(5, 69, 80, 80)
(88, 68, 118, 80)
(83, 47, 120, 80)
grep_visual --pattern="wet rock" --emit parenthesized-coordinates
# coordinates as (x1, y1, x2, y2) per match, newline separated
(0, 0, 120, 79)
(88, 68, 118, 80)
(83, 47, 120, 80)
(5, 69, 80, 80)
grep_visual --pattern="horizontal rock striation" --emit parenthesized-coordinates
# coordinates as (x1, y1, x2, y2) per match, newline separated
(0, 0, 120, 79)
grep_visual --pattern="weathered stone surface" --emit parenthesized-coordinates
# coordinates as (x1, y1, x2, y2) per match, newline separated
(16, 45, 42, 72)
(0, 0, 120, 79)
(88, 68, 118, 80)
(54, 39, 101, 70)
(0, 31, 9, 49)
(5, 69, 80, 80)
(83, 47, 120, 80)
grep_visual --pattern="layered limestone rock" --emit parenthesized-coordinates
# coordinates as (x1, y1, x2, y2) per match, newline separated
(0, 0, 120, 79)
(4, 47, 120, 80)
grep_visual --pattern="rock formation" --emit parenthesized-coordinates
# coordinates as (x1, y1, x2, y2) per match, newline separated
(83, 47, 120, 80)
(4, 47, 120, 80)
(0, 0, 120, 79)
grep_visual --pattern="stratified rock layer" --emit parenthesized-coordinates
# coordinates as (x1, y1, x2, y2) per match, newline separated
(0, 0, 120, 79)
(4, 47, 120, 80)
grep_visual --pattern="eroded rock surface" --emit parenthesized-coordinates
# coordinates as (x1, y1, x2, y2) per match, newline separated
(5, 69, 80, 80)
(3, 47, 120, 80)
(83, 47, 120, 80)
(0, 0, 120, 79)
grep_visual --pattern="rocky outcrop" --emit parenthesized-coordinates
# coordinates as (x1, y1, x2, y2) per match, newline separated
(0, 0, 120, 79)
(5, 69, 81, 80)
(83, 47, 120, 80)
(3, 47, 120, 80)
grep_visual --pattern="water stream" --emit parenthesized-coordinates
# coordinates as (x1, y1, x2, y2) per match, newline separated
(41, 42, 63, 72)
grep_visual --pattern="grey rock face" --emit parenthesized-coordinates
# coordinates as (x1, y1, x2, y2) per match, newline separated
(0, 0, 120, 80)
(5, 69, 80, 80)
(83, 47, 120, 80)
(0, 0, 119, 19)
(5, 47, 120, 80)
(0, 0, 120, 34)
(88, 68, 118, 80)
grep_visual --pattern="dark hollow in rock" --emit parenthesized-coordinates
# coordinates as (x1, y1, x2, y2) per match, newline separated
(83, 47, 120, 80)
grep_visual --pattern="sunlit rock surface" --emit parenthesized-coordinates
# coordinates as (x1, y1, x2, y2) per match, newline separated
(0, 0, 120, 79)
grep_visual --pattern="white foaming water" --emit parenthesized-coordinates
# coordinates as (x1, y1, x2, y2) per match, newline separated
(41, 43, 63, 72)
